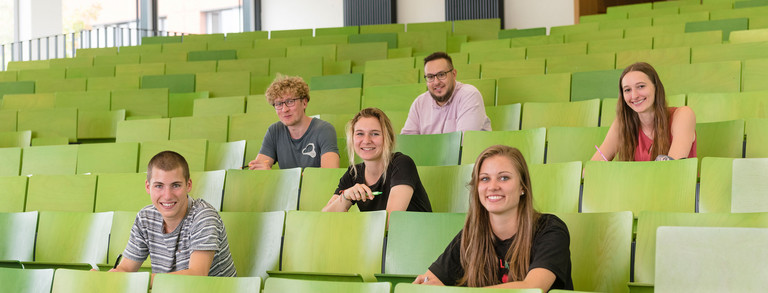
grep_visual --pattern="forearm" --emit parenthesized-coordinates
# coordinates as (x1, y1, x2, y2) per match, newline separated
(322, 194, 352, 212)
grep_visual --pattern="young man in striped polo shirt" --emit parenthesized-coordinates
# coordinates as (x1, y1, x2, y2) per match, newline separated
(109, 151, 236, 283)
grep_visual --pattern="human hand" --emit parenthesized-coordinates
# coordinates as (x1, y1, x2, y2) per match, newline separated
(342, 184, 374, 202)
(248, 159, 270, 170)
(413, 271, 442, 285)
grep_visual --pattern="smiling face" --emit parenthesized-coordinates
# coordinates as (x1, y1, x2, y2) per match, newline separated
(274, 92, 308, 127)
(146, 167, 192, 224)
(353, 116, 384, 162)
(621, 70, 656, 115)
(424, 58, 457, 104)
(477, 155, 525, 217)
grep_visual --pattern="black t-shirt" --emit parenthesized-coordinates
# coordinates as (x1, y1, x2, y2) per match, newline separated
(334, 152, 432, 212)
(428, 214, 573, 290)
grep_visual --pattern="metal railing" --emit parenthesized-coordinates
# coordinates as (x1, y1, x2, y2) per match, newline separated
(1, 26, 190, 71)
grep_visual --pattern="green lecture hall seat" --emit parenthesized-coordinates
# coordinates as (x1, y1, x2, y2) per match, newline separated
(395, 283, 542, 293)
(111, 88, 169, 118)
(21, 144, 78, 176)
(191, 96, 245, 117)
(219, 211, 285, 279)
(30, 211, 112, 269)
(25, 174, 97, 213)
(546, 127, 609, 164)
(115, 118, 171, 143)
(152, 274, 261, 293)
(731, 158, 768, 213)
(298, 167, 348, 211)
(139, 139, 209, 171)
(310, 73, 364, 90)
(51, 269, 149, 293)
(520, 99, 601, 130)
(361, 83, 425, 112)
(17, 108, 78, 143)
(395, 131, 462, 166)
(497, 73, 571, 104)
(417, 164, 474, 213)
(306, 88, 361, 116)
(205, 140, 246, 171)
(94, 173, 150, 212)
(222, 168, 302, 212)
(745, 118, 768, 157)
(169, 92, 210, 118)
(485, 104, 522, 131)
(530, 161, 582, 213)
(0, 211, 38, 263)
(0, 147, 23, 177)
(698, 157, 736, 214)
(169, 115, 230, 142)
(264, 278, 391, 293)
(461, 128, 547, 165)
(0, 176, 27, 212)
(141, 74, 196, 93)
(76, 142, 140, 174)
(375, 212, 465, 285)
(0, 267, 54, 293)
(269, 210, 386, 282)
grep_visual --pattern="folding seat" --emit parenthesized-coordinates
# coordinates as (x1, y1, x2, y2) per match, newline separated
(485, 103, 521, 131)
(596, 17, 652, 30)
(375, 212, 465, 285)
(94, 173, 149, 213)
(76, 142, 139, 174)
(307, 89, 360, 116)
(254, 37, 301, 49)
(187, 50, 237, 62)
(309, 73, 363, 91)
(92, 54, 140, 67)
(141, 35, 183, 44)
(454, 18, 501, 41)
(587, 36, 652, 54)
(49, 56, 92, 68)
(228, 112, 275, 165)
(25, 211, 111, 269)
(398, 31, 447, 55)
(115, 62, 164, 76)
(657, 61, 741, 96)
(631, 211, 768, 292)
(26, 174, 96, 212)
(115, 118, 170, 143)
(459, 39, 510, 53)
(0, 109, 16, 132)
(138, 52, 186, 63)
(162, 41, 207, 53)
(51, 268, 149, 293)
(111, 88, 169, 118)
(35, 78, 87, 93)
(521, 99, 600, 130)
(222, 168, 301, 212)
(224, 31, 268, 42)
(301, 35, 350, 47)
(152, 274, 261, 293)
(217, 58, 269, 76)
(654, 226, 768, 293)
(696, 119, 744, 160)
(207, 39, 254, 51)
(76, 47, 118, 57)
(2, 93, 55, 110)
(570, 69, 622, 102)
(87, 75, 139, 91)
(742, 58, 768, 92)
(629, 6, 679, 18)
(139, 139, 208, 171)
(510, 35, 564, 48)
(286, 44, 337, 63)
(349, 32, 398, 49)
(687, 91, 768, 123)
(497, 73, 571, 104)
(467, 48, 526, 64)
(615, 47, 690, 69)
(0, 71, 16, 82)
(196, 71, 250, 98)
(361, 83, 425, 112)
(271, 28, 313, 39)
(407, 21, 451, 34)
(546, 126, 609, 164)
(168, 92, 208, 117)
(731, 158, 768, 213)
(729, 27, 768, 44)
(192, 96, 245, 117)
(553, 212, 633, 293)
(566, 29, 624, 43)
(0, 175, 26, 211)
(693, 42, 768, 63)
(219, 211, 284, 278)
(359, 23, 404, 34)
(364, 57, 414, 72)
(461, 128, 546, 165)
(546, 53, 615, 74)
(269, 56, 322, 81)
(17, 68, 65, 81)
(624, 23, 684, 38)
(264, 278, 390, 293)
(67, 65, 116, 79)
(337, 42, 388, 68)
(118, 44, 162, 55)
(6, 59, 49, 71)
(527, 42, 587, 59)
(480, 59, 545, 79)
(685, 17, 749, 41)
(141, 73, 196, 93)
(315, 26, 359, 36)
(21, 144, 78, 176)
(550, 22, 599, 36)
(165, 60, 217, 75)
(0, 80, 35, 98)
(205, 140, 245, 171)
(268, 211, 386, 281)
(237, 47, 286, 60)
(653, 30, 721, 49)
(530, 162, 582, 213)
(0, 211, 37, 262)
(699, 157, 736, 213)
(497, 27, 546, 39)
(0, 267, 52, 293)
(653, 11, 709, 26)
(582, 159, 698, 215)
(458, 78, 495, 106)
(395, 132, 461, 166)
(298, 168, 348, 211)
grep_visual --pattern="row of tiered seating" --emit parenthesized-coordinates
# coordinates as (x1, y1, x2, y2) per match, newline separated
(3, 0, 768, 291)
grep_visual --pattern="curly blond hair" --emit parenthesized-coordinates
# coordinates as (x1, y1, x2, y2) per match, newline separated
(264, 74, 310, 105)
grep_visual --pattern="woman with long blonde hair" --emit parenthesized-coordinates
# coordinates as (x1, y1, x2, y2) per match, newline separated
(414, 145, 572, 291)
(322, 108, 432, 214)
(593, 62, 696, 161)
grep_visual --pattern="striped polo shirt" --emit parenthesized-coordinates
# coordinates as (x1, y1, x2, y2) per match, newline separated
(123, 197, 237, 277)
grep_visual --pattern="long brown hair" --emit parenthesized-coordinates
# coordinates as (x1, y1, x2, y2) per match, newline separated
(458, 145, 540, 287)
(344, 108, 396, 180)
(615, 62, 671, 161)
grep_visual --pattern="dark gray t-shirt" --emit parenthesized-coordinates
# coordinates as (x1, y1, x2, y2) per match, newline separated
(259, 117, 338, 169)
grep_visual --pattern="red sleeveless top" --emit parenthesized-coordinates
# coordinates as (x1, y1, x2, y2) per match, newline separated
(634, 107, 697, 161)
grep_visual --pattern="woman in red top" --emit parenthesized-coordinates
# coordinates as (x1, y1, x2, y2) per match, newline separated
(592, 62, 696, 161)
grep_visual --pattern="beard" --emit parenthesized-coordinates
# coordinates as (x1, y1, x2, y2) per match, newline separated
(429, 84, 455, 104)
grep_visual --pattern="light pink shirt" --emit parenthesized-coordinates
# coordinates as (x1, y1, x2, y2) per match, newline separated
(401, 81, 492, 135)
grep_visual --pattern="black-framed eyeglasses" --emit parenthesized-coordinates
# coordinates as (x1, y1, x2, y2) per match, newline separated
(424, 69, 454, 82)
(273, 98, 301, 110)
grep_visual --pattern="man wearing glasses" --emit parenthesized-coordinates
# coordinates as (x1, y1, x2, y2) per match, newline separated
(248, 75, 340, 170)
(401, 51, 491, 135)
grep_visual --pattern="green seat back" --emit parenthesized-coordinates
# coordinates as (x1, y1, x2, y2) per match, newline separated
(228, 113, 275, 165)
(731, 158, 768, 213)
(497, 73, 571, 104)
(269, 56, 322, 81)
(0, 267, 53, 293)
(17, 108, 78, 142)
(115, 118, 170, 143)
(588, 37, 653, 54)
(187, 49, 237, 61)
(0, 175, 26, 211)
(570, 69, 622, 102)
(746, 118, 768, 157)
(307, 88, 361, 116)
(86, 75, 139, 91)
(481, 59, 546, 79)
(222, 168, 301, 212)
(205, 140, 246, 171)
(21, 145, 78, 176)
(141, 74, 196, 93)
(280, 210, 386, 282)
(217, 58, 269, 76)
(191, 96, 245, 117)
(362, 83, 424, 112)
(51, 269, 148, 293)
(417, 164, 474, 213)
(337, 42, 388, 68)
(657, 61, 741, 95)
(468, 48, 526, 65)
(94, 173, 149, 212)
(0, 81, 35, 99)
(615, 47, 690, 69)
(743, 58, 768, 92)
(26, 174, 96, 212)
(699, 157, 735, 213)
(653, 30, 722, 49)
(546, 126, 609, 164)
(457, 78, 496, 106)
(310, 73, 363, 91)
(546, 53, 616, 74)
(527, 42, 587, 59)
(0, 148, 22, 177)
(165, 61, 216, 75)
(685, 17, 749, 41)
(0, 130, 31, 148)
(454, 18, 500, 41)
(521, 99, 600, 130)
(139, 139, 208, 171)
(35, 78, 87, 93)
(696, 119, 744, 161)
(395, 132, 462, 166)
(170, 115, 229, 142)
(530, 162, 582, 213)
(298, 168, 348, 211)
(362, 68, 419, 88)
(219, 211, 285, 278)
(92, 54, 140, 67)
(264, 278, 390, 293)
(77, 109, 126, 139)
(383, 212, 465, 276)
(37, 211, 112, 264)
(485, 103, 521, 131)
(111, 88, 169, 118)
(498, 27, 547, 39)
(54, 90, 110, 111)
(169, 92, 209, 117)
(688, 92, 768, 123)
(76, 142, 139, 174)
(153, 274, 260, 292)
(461, 128, 546, 165)
(692, 42, 768, 63)
(0, 211, 37, 261)
(582, 159, 698, 214)
(195, 71, 250, 97)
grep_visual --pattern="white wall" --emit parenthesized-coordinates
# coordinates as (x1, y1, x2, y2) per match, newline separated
(504, 0, 574, 30)
(19, 0, 62, 40)
(261, 0, 344, 32)
(397, 0, 444, 24)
